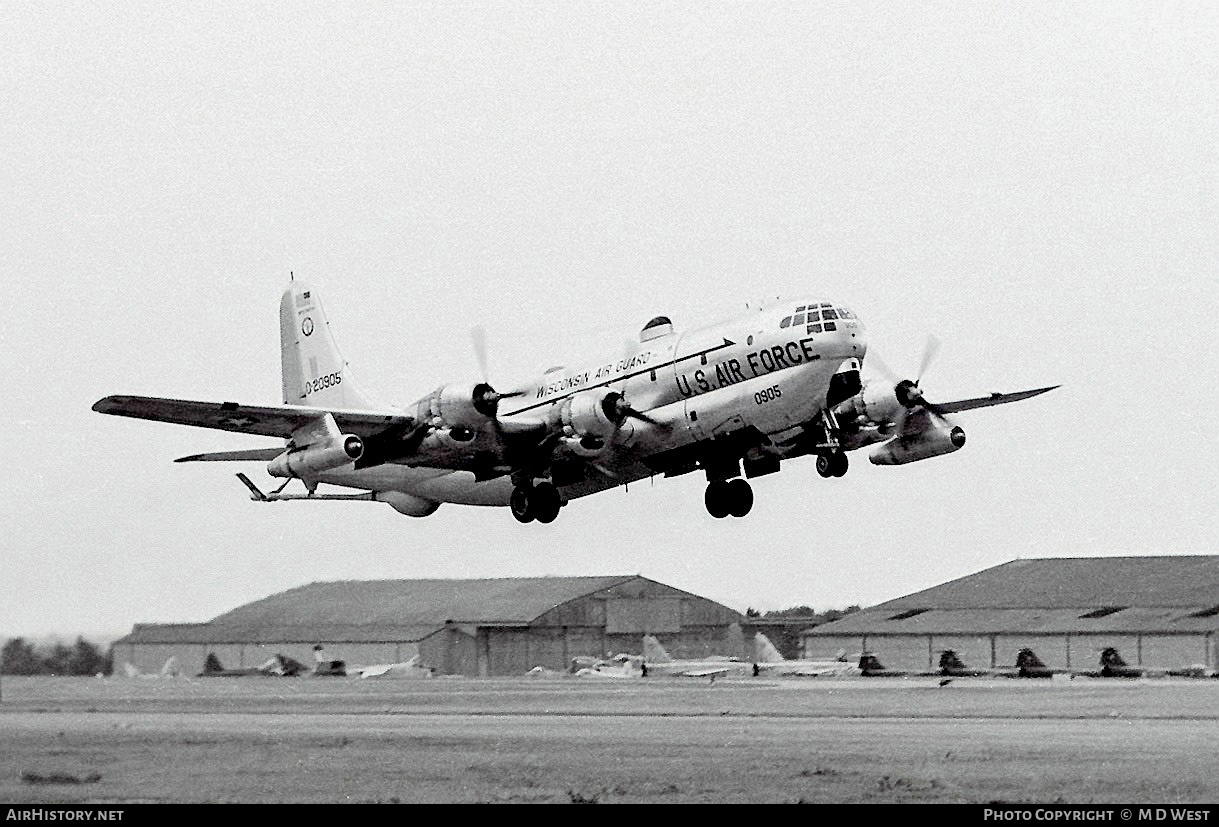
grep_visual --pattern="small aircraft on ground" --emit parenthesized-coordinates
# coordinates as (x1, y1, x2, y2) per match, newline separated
(640, 635, 755, 678)
(93, 280, 1057, 522)
(752, 634, 862, 677)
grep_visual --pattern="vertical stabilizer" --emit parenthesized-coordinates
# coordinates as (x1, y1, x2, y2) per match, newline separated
(642, 635, 673, 663)
(280, 281, 378, 409)
(753, 633, 786, 664)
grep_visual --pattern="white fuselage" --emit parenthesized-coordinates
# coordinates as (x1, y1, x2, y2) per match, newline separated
(316, 303, 866, 506)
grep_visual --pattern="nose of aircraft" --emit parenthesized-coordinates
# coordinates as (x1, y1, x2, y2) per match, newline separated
(836, 310, 867, 360)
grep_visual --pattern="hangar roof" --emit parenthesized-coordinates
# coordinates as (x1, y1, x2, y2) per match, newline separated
(874, 556, 1219, 610)
(117, 575, 718, 644)
(807, 556, 1219, 637)
(209, 575, 639, 627)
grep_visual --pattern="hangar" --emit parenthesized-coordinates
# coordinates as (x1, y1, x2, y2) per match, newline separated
(802, 556, 1219, 673)
(112, 575, 746, 677)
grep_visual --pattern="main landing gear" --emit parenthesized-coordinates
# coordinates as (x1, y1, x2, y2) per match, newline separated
(510, 480, 563, 524)
(816, 451, 848, 479)
(704, 478, 754, 519)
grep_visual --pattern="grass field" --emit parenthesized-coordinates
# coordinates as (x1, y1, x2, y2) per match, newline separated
(2, 675, 1216, 803)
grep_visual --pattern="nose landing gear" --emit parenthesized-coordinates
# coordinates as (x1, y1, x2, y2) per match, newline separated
(704, 478, 754, 518)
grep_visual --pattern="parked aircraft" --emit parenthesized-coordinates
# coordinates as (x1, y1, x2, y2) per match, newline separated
(1014, 648, 1071, 679)
(197, 652, 307, 677)
(574, 654, 645, 679)
(752, 634, 862, 676)
(933, 649, 1019, 678)
(640, 635, 754, 678)
(1071, 648, 1146, 679)
(93, 280, 1057, 522)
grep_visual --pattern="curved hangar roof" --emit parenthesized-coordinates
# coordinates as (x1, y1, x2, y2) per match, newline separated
(117, 575, 742, 645)
(807, 556, 1219, 637)
(212, 575, 639, 627)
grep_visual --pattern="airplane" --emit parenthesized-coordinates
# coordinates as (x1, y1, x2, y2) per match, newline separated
(1013, 647, 1071, 679)
(573, 654, 646, 679)
(1071, 648, 1145, 679)
(640, 635, 755, 678)
(197, 651, 307, 677)
(354, 655, 435, 679)
(752, 633, 862, 677)
(930, 649, 1024, 678)
(92, 279, 1058, 522)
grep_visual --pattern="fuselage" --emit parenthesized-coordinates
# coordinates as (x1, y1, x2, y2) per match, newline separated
(318, 301, 867, 506)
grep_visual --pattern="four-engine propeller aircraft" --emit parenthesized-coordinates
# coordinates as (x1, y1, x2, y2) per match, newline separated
(93, 280, 1057, 522)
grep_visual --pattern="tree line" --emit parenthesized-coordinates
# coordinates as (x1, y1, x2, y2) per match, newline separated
(1, 636, 112, 676)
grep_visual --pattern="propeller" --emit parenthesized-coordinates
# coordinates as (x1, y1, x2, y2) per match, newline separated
(600, 390, 670, 429)
(868, 334, 952, 430)
(470, 326, 524, 418)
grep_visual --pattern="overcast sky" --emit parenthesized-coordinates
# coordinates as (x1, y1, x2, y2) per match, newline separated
(3, 2, 1216, 639)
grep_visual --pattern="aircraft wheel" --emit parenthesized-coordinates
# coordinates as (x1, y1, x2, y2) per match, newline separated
(532, 482, 562, 524)
(510, 484, 534, 523)
(815, 454, 834, 478)
(726, 478, 753, 517)
(831, 451, 849, 478)
(704, 481, 731, 519)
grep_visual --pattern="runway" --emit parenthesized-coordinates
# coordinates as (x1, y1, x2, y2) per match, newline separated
(2, 676, 1216, 803)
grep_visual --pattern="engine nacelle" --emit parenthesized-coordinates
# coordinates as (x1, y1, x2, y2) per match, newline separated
(834, 380, 902, 428)
(267, 434, 364, 478)
(551, 389, 622, 452)
(869, 425, 966, 465)
(374, 491, 440, 517)
(418, 383, 497, 431)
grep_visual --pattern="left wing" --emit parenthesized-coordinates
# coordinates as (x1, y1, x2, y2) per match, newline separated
(934, 385, 1060, 414)
(92, 395, 412, 441)
(899, 385, 1059, 438)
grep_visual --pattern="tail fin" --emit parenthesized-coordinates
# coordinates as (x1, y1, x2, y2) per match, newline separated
(280, 280, 378, 409)
(753, 633, 786, 663)
(642, 635, 673, 663)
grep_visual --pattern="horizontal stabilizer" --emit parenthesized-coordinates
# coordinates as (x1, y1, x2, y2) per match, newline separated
(175, 448, 285, 463)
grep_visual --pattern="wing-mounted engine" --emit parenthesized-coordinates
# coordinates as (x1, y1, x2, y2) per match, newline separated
(548, 388, 657, 458)
(550, 388, 628, 457)
(416, 382, 515, 442)
(267, 434, 364, 477)
(833, 379, 903, 432)
(868, 424, 965, 465)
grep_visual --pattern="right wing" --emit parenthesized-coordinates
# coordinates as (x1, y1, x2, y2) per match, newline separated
(92, 395, 412, 441)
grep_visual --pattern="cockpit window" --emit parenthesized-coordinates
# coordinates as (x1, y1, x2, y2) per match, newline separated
(807, 323, 822, 333)
(807, 308, 820, 322)
(792, 313, 805, 325)
(795, 305, 806, 313)
(837, 308, 854, 319)
(780, 316, 792, 328)
(822, 308, 838, 320)
(823, 321, 837, 331)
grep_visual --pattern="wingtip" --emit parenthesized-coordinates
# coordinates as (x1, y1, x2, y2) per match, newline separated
(92, 396, 121, 413)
